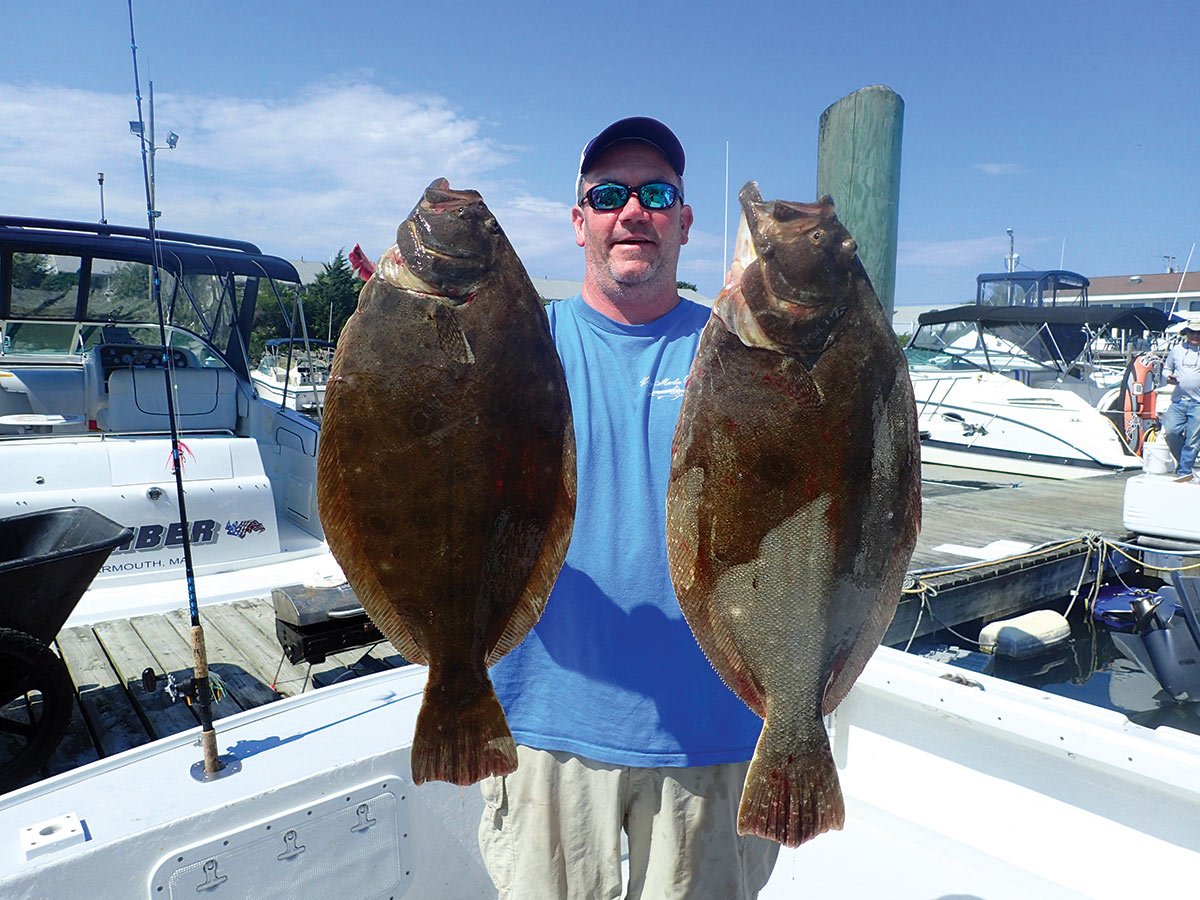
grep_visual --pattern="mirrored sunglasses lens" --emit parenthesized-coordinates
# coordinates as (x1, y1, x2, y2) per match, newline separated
(588, 184, 630, 210)
(637, 183, 677, 209)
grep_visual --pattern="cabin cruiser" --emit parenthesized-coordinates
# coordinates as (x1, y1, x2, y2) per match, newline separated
(250, 337, 334, 417)
(906, 270, 1173, 479)
(0, 216, 338, 625)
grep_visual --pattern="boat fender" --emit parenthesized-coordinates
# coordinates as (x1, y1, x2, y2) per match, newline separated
(979, 610, 1071, 659)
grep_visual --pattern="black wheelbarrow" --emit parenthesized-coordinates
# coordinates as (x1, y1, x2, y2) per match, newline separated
(0, 507, 133, 791)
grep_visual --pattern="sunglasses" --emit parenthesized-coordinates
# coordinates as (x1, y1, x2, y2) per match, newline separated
(581, 182, 682, 211)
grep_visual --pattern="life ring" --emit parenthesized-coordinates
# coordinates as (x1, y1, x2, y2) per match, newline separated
(1120, 353, 1159, 454)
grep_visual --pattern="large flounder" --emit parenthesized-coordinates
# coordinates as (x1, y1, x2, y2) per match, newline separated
(317, 179, 575, 786)
(665, 182, 920, 846)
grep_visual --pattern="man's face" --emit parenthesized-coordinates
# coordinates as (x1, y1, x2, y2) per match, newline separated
(572, 142, 693, 293)
(1187, 329, 1200, 346)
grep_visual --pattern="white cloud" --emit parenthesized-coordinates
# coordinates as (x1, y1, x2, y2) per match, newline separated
(0, 79, 585, 280)
(973, 162, 1024, 176)
(899, 236, 1009, 269)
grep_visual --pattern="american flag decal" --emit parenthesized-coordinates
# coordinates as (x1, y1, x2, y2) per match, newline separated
(225, 519, 266, 539)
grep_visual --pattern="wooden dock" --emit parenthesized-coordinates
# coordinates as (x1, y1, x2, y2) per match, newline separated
(884, 465, 1138, 646)
(10, 599, 405, 791)
(6, 465, 1142, 791)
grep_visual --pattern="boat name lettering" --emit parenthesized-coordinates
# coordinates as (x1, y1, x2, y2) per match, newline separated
(111, 519, 220, 554)
(100, 558, 166, 572)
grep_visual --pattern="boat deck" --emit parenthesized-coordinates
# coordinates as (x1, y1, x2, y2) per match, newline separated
(30, 599, 405, 788)
(12, 465, 1142, 790)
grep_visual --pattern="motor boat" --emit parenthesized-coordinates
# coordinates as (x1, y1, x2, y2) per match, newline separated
(0, 216, 339, 625)
(906, 270, 1174, 479)
(250, 337, 335, 417)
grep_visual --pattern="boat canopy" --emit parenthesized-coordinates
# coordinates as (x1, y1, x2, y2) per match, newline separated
(917, 304, 1174, 332)
(909, 304, 1175, 374)
(976, 270, 1090, 308)
(0, 216, 303, 379)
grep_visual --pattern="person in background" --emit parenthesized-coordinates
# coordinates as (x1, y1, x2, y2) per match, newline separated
(1161, 316, 1200, 477)
(479, 117, 780, 899)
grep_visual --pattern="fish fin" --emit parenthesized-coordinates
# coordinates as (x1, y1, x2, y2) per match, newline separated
(410, 678, 517, 786)
(433, 305, 475, 364)
(738, 728, 844, 847)
(820, 604, 890, 716)
(486, 413, 577, 666)
(357, 582, 429, 667)
(317, 424, 429, 667)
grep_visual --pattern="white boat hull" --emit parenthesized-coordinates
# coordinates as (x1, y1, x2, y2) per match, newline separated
(1, 648, 1195, 899)
(912, 371, 1138, 479)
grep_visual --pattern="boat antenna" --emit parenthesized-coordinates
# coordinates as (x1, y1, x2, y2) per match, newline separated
(1168, 242, 1196, 320)
(722, 140, 730, 283)
(127, 0, 223, 780)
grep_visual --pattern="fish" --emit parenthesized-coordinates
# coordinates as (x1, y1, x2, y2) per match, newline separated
(317, 178, 576, 786)
(665, 182, 921, 846)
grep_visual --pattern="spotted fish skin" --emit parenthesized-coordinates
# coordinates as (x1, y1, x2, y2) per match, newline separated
(317, 179, 575, 786)
(665, 182, 920, 846)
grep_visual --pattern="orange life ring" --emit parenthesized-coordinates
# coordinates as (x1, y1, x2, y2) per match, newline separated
(1122, 353, 1158, 454)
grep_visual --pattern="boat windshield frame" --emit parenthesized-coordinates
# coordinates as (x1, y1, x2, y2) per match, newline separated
(0, 217, 304, 379)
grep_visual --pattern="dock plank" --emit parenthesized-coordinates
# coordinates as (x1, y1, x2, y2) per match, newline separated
(92, 619, 199, 739)
(44, 701, 99, 778)
(55, 626, 149, 758)
(199, 600, 313, 695)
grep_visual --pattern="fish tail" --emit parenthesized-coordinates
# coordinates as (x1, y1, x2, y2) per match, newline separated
(737, 726, 845, 847)
(410, 680, 518, 786)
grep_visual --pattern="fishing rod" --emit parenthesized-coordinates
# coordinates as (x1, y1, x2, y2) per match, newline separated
(126, 0, 223, 779)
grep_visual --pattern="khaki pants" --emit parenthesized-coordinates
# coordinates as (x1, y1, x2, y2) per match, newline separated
(478, 746, 780, 900)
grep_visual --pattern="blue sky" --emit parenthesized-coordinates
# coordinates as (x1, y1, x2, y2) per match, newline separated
(1, 2, 1196, 310)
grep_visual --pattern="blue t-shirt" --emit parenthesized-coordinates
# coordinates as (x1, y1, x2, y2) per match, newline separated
(490, 294, 764, 767)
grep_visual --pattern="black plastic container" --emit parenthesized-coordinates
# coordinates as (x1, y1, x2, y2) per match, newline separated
(0, 507, 134, 643)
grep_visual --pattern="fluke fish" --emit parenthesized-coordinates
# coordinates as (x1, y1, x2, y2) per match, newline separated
(666, 183, 921, 846)
(317, 179, 576, 786)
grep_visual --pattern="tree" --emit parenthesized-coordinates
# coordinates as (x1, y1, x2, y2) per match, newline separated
(249, 250, 362, 360)
(305, 250, 361, 343)
(12, 253, 52, 288)
(676, 280, 698, 292)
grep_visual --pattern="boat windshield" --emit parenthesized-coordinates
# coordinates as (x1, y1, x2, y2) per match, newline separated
(906, 319, 1076, 375)
(905, 321, 987, 372)
(0, 319, 227, 369)
(1, 236, 303, 376)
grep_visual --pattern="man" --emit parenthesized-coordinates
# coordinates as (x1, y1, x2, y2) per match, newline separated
(480, 118, 780, 899)
(1162, 316, 1200, 477)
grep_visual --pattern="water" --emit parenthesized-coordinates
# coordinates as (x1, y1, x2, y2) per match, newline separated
(907, 603, 1200, 738)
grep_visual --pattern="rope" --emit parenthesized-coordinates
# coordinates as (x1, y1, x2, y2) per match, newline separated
(903, 527, 1200, 646)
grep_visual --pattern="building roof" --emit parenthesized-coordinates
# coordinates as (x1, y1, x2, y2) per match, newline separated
(1088, 271, 1200, 302)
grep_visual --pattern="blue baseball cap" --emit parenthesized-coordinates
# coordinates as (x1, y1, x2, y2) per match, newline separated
(578, 116, 685, 178)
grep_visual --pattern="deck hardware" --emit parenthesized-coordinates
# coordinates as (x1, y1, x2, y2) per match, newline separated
(277, 829, 306, 860)
(195, 859, 227, 891)
(146, 486, 164, 500)
(350, 802, 377, 833)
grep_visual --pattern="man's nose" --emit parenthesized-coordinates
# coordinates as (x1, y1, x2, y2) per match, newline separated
(617, 193, 651, 222)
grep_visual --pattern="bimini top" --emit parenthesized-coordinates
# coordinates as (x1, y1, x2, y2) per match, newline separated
(975, 270, 1091, 308)
(917, 303, 1175, 332)
(1, 216, 303, 379)
(0, 216, 301, 285)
